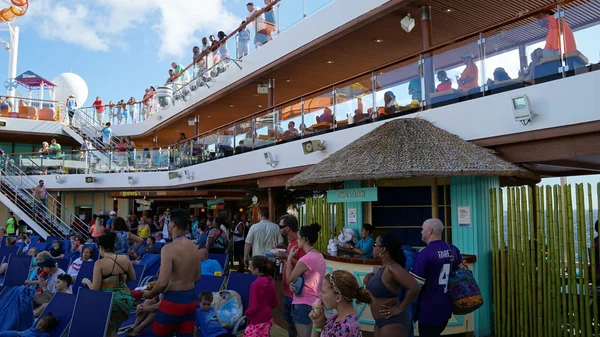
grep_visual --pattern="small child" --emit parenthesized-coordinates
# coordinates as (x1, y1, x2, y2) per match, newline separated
(244, 256, 278, 337)
(194, 292, 234, 337)
(0, 312, 59, 337)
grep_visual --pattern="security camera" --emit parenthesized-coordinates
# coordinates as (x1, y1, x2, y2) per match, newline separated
(264, 152, 278, 168)
(401, 14, 415, 33)
(302, 140, 326, 155)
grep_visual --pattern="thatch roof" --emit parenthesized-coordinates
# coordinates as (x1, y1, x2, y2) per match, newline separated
(286, 118, 538, 188)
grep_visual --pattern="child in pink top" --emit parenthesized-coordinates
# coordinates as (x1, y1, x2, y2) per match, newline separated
(245, 256, 278, 337)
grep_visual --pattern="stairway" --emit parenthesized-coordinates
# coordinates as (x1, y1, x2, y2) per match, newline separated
(62, 108, 123, 171)
(0, 159, 90, 240)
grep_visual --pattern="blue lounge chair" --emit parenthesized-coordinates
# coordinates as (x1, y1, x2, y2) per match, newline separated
(0, 246, 19, 264)
(64, 250, 81, 262)
(72, 261, 95, 295)
(55, 257, 71, 273)
(2, 255, 32, 288)
(225, 272, 257, 334)
(138, 254, 160, 287)
(0, 286, 10, 301)
(208, 253, 228, 270)
(37, 292, 76, 337)
(59, 240, 72, 253)
(194, 275, 225, 296)
(32, 242, 48, 253)
(29, 236, 40, 245)
(67, 288, 113, 337)
(45, 236, 62, 247)
(127, 263, 145, 291)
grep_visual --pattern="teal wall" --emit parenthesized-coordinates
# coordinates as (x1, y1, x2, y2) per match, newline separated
(343, 180, 363, 232)
(450, 176, 498, 337)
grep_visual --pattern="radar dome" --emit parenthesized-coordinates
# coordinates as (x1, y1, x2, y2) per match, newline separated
(51, 73, 88, 107)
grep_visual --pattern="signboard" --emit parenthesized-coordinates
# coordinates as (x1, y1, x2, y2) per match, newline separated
(189, 203, 205, 209)
(136, 199, 152, 206)
(458, 206, 472, 227)
(120, 191, 158, 197)
(137, 206, 151, 211)
(208, 204, 225, 210)
(327, 187, 378, 203)
(207, 199, 225, 206)
(347, 208, 357, 225)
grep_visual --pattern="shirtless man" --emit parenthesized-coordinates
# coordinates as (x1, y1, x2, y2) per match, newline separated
(143, 209, 201, 337)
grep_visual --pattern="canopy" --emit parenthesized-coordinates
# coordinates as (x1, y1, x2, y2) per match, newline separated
(16, 70, 56, 90)
(286, 118, 539, 188)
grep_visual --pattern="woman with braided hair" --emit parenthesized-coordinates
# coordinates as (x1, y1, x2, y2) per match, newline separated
(309, 270, 373, 336)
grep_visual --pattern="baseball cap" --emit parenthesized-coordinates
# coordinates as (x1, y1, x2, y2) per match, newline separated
(37, 257, 57, 268)
(109, 211, 116, 216)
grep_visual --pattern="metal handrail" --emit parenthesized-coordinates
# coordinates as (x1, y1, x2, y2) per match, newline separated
(1, 161, 90, 238)
(0, 167, 68, 238)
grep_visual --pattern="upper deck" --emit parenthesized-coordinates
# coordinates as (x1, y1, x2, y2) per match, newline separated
(2, 0, 600, 190)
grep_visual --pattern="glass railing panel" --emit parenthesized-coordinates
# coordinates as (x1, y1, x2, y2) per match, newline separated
(563, 2, 600, 76)
(254, 109, 277, 148)
(373, 57, 422, 117)
(301, 88, 335, 136)
(276, 0, 305, 31)
(190, 136, 206, 165)
(275, 99, 302, 142)
(220, 125, 237, 158)
(203, 130, 221, 160)
(234, 117, 257, 154)
(333, 73, 374, 128)
(423, 38, 482, 108)
(481, 19, 542, 93)
(305, 0, 335, 17)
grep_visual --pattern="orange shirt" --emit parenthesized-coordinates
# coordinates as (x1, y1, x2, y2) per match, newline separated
(545, 15, 577, 53)
(458, 61, 479, 91)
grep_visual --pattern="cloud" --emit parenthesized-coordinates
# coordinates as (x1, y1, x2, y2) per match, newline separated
(22, 0, 241, 58)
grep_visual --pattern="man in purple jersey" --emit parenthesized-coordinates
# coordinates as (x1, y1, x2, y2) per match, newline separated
(410, 218, 463, 337)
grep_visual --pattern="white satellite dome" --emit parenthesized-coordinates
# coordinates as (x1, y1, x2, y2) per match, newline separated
(51, 73, 89, 107)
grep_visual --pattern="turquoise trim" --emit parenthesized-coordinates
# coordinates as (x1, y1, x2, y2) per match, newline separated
(342, 181, 364, 233)
(447, 314, 464, 326)
(450, 176, 498, 336)
(353, 271, 374, 325)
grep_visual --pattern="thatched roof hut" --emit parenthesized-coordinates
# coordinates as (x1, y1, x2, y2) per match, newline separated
(286, 118, 538, 188)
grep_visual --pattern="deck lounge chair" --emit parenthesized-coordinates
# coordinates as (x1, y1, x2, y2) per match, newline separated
(68, 287, 113, 337)
(36, 292, 76, 337)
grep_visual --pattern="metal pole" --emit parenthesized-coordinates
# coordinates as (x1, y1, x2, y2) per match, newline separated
(7, 26, 19, 107)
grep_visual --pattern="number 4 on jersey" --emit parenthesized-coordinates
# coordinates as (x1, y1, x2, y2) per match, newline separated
(439, 263, 451, 293)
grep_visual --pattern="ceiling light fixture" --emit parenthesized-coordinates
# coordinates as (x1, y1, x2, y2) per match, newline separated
(325, 60, 334, 64)
(446, 8, 452, 12)
(374, 39, 384, 43)
(285, 79, 291, 83)
(258, 105, 263, 108)
(230, 104, 235, 108)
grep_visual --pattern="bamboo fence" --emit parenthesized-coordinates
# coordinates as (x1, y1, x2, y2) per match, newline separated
(300, 197, 344, 253)
(490, 184, 599, 337)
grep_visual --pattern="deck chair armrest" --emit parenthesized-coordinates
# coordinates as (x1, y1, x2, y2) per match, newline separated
(139, 275, 155, 287)
(232, 315, 248, 334)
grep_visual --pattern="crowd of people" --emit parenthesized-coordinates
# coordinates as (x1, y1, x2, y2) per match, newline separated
(1, 201, 463, 337)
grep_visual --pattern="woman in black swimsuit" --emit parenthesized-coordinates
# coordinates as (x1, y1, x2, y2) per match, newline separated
(82, 232, 136, 337)
(364, 232, 421, 337)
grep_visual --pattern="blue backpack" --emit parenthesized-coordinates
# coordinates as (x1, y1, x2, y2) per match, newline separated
(399, 245, 417, 337)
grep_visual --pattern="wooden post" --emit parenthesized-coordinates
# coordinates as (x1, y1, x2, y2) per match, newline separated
(431, 177, 439, 218)
(268, 188, 275, 222)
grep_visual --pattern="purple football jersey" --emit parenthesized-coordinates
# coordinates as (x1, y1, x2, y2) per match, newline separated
(410, 240, 463, 326)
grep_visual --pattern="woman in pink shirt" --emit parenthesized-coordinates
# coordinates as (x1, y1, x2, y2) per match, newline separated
(286, 223, 326, 337)
(245, 255, 278, 336)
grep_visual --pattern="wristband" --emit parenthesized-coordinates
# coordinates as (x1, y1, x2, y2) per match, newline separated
(312, 327, 322, 332)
